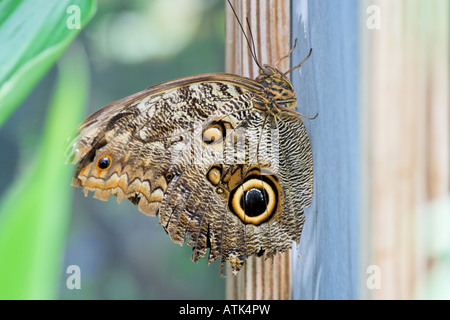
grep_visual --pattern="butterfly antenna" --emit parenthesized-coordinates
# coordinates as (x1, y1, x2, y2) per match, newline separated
(227, 0, 263, 70)
(245, 17, 263, 70)
(283, 48, 313, 76)
(275, 38, 297, 69)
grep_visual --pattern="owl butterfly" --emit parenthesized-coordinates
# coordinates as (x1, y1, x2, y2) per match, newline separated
(67, 4, 314, 275)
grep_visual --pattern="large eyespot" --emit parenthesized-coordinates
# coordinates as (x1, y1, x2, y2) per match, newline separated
(96, 155, 112, 170)
(202, 122, 225, 145)
(229, 176, 278, 225)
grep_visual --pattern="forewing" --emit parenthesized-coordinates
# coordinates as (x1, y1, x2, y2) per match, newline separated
(69, 79, 254, 212)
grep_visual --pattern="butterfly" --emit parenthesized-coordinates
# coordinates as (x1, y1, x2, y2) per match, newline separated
(67, 5, 314, 276)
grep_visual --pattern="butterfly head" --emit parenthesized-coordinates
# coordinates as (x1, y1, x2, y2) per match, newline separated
(256, 65, 297, 109)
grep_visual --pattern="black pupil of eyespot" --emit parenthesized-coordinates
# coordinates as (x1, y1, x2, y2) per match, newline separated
(242, 188, 267, 217)
(98, 157, 110, 169)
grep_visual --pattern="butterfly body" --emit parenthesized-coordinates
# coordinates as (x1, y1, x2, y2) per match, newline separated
(68, 66, 313, 274)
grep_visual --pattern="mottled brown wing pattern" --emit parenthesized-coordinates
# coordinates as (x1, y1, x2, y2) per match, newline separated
(68, 68, 314, 275)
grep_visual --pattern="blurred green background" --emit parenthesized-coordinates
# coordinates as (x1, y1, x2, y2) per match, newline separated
(0, 0, 226, 299)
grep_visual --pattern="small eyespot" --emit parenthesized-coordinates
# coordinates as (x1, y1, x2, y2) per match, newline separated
(202, 122, 225, 145)
(216, 187, 225, 194)
(165, 172, 174, 181)
(207, 166, 222, 186)
(96, 155, 112, 170)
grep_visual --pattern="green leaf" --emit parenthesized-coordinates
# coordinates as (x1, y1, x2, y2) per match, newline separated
(0, 42, 90, 300)
(0, 0, 96, 127)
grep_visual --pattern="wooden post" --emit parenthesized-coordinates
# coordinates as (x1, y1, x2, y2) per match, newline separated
(361, 0, 449, 299)
(224, 0, 292, 300)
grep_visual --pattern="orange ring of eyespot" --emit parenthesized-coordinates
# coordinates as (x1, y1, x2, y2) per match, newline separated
(166, 172, 174, 181)
(96, 155, 112, 171)
(231, 179, 276, 225)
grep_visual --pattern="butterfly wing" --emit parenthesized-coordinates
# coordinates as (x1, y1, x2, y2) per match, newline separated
(69, 74, 313, 274)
